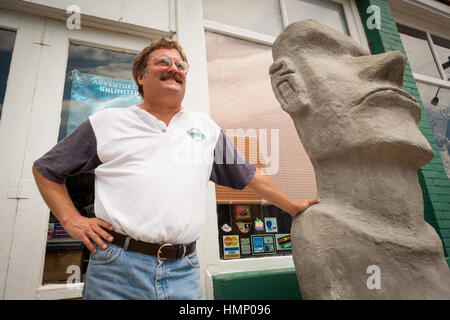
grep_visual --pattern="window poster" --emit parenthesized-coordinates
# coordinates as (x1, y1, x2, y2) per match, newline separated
(67, 70, 142, 136)
(217, 204, 292, 259)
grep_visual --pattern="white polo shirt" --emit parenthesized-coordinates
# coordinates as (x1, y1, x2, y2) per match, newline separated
(34, 105, 256, 244)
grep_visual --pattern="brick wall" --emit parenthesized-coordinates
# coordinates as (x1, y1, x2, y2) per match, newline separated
(356, 0, 450, 262)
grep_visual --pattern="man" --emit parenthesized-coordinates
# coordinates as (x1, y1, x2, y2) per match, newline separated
(33, 37, 319, 300)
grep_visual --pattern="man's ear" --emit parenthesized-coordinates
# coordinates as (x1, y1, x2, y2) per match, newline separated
(269, 57, 311, 116)
(137, 75, 144, 86)
(137, 70, 146, 86)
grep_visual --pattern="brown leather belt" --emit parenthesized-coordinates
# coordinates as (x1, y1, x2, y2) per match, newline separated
(109, 231, 196, 260)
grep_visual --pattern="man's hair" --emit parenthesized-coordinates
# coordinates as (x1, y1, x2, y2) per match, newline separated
(132, 37, 188, 98)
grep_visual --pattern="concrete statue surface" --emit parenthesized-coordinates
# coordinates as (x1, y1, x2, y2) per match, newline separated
(270, 19, 450, 299)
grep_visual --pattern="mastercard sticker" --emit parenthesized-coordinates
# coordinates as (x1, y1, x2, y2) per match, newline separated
(223, 235, 240, 259)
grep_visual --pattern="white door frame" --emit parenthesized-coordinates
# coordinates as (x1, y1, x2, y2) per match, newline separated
(0, 8, 162, 299)
(0, 8, 48, 300)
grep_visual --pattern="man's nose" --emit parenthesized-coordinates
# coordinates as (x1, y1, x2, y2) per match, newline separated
(167, 60, 179, 73)
(357, 51, 406, 87)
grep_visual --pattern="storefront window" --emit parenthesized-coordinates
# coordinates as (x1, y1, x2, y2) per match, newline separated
(205, 31, 317, 259)
(397, 24, 442, 79)
(43, 43, 140, 284)
(0, 29, 16, 121)
(431, 34, 450, 79)
(416, 82, 450, 179)
(285, 0, 350, 35)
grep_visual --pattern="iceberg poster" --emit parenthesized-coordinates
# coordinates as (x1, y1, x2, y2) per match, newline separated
(65, 69, 142, 136)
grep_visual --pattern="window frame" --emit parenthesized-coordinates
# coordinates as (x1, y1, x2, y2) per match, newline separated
(203, 0, 369, 275)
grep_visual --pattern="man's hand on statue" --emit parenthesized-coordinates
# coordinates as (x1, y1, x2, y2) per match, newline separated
(63, 215, 115, 253)
(289, 198, 320, 217)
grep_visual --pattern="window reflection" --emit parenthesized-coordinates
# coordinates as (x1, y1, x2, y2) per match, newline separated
(58, 44, 141, 140)
(398, 24, 442, 79)
(0, 29, 16, 121)
(431, 34, 450, 79)
(285, 0, 350, 35)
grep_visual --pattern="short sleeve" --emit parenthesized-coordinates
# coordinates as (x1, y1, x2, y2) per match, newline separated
(33, 119, 102, 184)
(210, 130, 256, 190)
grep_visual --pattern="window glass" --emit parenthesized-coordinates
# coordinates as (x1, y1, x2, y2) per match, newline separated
(43, 43, 140, 285)
(0, 29, 16, 121)
(416, 82, 450, 179)
(206, 31, 317, 259)
(431, 34, 450, 79)
(397, 24, 442, 79)
(203, 0, 284, 37)
(285, 0, 349, 35)
(58, 44, 141, 140)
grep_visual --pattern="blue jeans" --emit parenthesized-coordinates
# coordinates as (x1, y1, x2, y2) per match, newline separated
(82, 240, 204, 300)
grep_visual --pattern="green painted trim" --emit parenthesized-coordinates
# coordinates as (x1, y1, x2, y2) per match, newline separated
(213, 268, 302, 300)
(356, 0, 450, 257)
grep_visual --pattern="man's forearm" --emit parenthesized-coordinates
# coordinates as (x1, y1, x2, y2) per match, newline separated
(32, 165, 81, 225)
(247, 168, 320, 216)
(32, 165, 114, 252)
(247, 168, 296, 214)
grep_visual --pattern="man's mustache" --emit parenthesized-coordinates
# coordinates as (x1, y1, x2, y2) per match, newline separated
(160, 72, 183, 84)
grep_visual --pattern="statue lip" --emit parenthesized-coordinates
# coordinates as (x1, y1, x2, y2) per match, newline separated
(358, 87, 417, 105)
(355, 87, 422, 121)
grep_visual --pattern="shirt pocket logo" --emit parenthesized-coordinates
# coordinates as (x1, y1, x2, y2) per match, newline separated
(186, 128, 206, 142)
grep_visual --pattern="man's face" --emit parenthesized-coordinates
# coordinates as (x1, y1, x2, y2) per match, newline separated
(270, 48, 433, 163)
(138, 48, 187, 103)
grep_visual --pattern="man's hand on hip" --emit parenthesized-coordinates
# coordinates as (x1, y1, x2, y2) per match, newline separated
(63, 216, 114, 253)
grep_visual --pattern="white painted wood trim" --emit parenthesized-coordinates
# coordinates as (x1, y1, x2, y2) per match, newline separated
(36, 283, 83, 300)
(279, 0, 289, 28)
(426, 31, 447, 80)
(0, 10, 46, 300)
(210, 255, 295, 275)
(390, 1, 450, 41)
(67, 25, 153, 54)
(342, 0, 370, 51)
(0, 7, 21, 29)
(414, 73, 450, 89)
(175, 0, 217, 299)
(204, 19, 275, 46)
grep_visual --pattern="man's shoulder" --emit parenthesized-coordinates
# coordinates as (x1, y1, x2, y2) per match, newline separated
(89, 105, 134, 122)
(183, 109, 219, 128)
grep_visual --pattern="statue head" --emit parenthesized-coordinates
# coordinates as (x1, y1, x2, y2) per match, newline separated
(270, 20, 433, 165)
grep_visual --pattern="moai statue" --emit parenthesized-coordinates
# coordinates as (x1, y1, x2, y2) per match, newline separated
(270, 19, 450, 299)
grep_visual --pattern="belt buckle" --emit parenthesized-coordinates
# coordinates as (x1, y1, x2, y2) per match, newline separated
(157, 243, 173, 261)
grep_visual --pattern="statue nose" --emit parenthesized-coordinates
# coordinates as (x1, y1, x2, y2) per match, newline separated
(358, 51, 406, 87)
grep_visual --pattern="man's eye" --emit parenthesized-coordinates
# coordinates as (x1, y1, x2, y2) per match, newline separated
(176, 61, 187, 71)
(157, 57, 171, 67)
